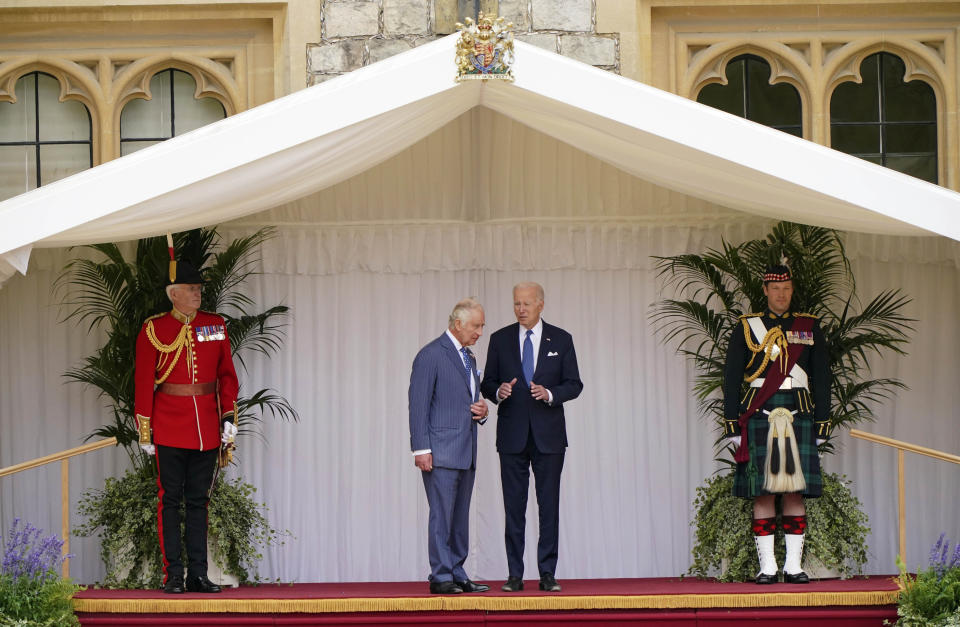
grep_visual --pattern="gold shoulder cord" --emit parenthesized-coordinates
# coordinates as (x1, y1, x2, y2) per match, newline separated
(741, 319, 790, 383)
(145, 320, 190, 384)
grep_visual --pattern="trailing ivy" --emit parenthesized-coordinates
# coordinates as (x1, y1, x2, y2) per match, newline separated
(208, 477, 287, 584)
(75, 468, 287, 588)
(74, 469, 161, 588)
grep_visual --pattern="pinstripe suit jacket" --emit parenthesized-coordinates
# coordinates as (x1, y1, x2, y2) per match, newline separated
(408, 333, 484, 470)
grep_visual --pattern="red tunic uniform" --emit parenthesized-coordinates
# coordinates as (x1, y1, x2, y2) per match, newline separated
(135, 308, 239, 451)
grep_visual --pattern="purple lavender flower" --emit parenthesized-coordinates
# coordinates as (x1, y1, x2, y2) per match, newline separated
(927, 533, 959, 582)
(1, 518, 68, 584)
(930, 532, 945, 568)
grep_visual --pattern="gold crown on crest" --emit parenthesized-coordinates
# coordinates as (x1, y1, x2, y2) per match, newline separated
(455, 12, 515, 82)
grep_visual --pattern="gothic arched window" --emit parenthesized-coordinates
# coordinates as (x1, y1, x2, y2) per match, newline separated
(697, 54, 802, 137)
(830, 52, 937, 183)
(120, 69, 226, 156)
(0, 72, 93, 201)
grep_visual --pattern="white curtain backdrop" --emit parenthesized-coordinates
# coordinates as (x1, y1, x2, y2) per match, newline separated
(1, 221, 958, 584)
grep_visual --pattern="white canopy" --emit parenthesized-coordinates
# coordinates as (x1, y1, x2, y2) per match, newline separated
(2, 33, 959, 283)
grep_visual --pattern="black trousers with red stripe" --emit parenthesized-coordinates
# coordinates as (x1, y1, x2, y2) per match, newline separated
(155, 445, 218, 584)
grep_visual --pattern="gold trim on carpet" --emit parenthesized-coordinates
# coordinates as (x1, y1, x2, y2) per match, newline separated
(74, 590, 900, 614)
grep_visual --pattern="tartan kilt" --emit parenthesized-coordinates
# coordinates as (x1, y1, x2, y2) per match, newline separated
(732, 390, 823, 499)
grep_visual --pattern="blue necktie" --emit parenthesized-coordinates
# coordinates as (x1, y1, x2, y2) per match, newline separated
(522, 329, 534, 384)
(461, 347, 477, 401)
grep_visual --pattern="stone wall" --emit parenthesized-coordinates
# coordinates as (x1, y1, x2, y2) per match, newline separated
(307, 0, 618, 84)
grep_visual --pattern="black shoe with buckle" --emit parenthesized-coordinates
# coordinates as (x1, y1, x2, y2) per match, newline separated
(501, 576, 524, 592)
(455, 579, 490, 593)
(163, 576, 184, 594)
(539, 573, 562, 592)
(783, 571, 810, 584)
(185, 575, 222, 593)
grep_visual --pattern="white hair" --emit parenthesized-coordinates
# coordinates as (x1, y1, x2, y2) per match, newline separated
(513, 281, 544, 302)
(448, 297, 483, 328)
(165, 283, 198, 302)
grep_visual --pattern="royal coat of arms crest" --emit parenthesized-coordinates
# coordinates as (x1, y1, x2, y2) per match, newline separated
(455, 12, 515, 82)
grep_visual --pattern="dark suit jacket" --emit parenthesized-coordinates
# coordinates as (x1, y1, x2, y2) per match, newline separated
(481, 321, 583, 454)
(409, 333, 484, 470)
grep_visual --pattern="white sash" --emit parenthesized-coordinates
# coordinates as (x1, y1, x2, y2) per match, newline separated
(746, 316, 808, 388)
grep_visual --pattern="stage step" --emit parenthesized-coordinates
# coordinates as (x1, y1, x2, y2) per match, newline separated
(74, 577, 900, 626)
(76, 607, 899, 627)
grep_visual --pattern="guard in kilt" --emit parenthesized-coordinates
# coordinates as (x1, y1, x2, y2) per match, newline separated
(722, 264, 830, 584)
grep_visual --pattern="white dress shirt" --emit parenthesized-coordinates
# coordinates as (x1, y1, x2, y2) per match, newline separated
(503, 319, 552, 403)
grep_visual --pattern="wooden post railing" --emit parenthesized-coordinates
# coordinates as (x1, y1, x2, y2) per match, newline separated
(0, 437, 118, 578)
(849, 429, 960, 566)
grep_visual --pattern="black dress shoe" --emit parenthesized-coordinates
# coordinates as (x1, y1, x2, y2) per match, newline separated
(783, 571, 810, 584)
(501, 576, 524, 592)
(185, 575, 222, 593)
(539, 573, 562, 592)
(456, 580, 490, 593)
(755, 573, 778, 585)
(163, 577, 184, 594)
(429, 581, 463, 594)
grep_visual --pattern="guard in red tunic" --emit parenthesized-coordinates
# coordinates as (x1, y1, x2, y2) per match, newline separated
(135, 257, 239, 594)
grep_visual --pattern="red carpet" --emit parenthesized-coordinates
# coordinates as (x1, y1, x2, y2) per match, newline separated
(74, 576, 901, 626)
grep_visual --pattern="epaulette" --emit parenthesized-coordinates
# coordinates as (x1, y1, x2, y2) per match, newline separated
(143, 311, 166, 324)
(738, 312, 763, 320)
(794, 313, 819, 319)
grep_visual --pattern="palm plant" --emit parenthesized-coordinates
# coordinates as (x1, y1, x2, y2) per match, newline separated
(56, 227, 297, 473)
(652, 221, 912, 460)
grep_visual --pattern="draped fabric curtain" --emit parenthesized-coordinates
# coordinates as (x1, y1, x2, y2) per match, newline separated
(1, 222, 958, 584)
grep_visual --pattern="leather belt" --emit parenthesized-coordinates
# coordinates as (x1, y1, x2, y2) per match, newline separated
(749, 377, 807, 391)
(157, 382, 216, 396)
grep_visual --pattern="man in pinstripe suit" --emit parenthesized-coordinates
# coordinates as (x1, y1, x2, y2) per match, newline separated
(409, 297, 491, 594)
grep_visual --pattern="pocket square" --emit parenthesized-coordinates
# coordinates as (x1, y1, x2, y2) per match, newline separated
(547, 351, 559, 357)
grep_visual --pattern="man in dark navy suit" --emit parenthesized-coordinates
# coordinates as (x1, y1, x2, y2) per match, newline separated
(481, 282, 583, 592)
(409, 297, 490, 595)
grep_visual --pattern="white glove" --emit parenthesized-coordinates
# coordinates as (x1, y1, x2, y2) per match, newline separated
(140, 443, 155, 456)
(727, 436, 741, 448)
(816, 438, 826, 446)
(221, 421, 238, 444)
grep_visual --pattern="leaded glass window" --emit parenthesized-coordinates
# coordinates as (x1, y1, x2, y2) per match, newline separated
(120, 69, 226, 156)
(0, 72, 93, 201)
(697, 54, 803, 137)
(830, 52, 937, 183)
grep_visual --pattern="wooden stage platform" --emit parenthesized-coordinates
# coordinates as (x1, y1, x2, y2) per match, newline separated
(73, 576, 901, 626)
